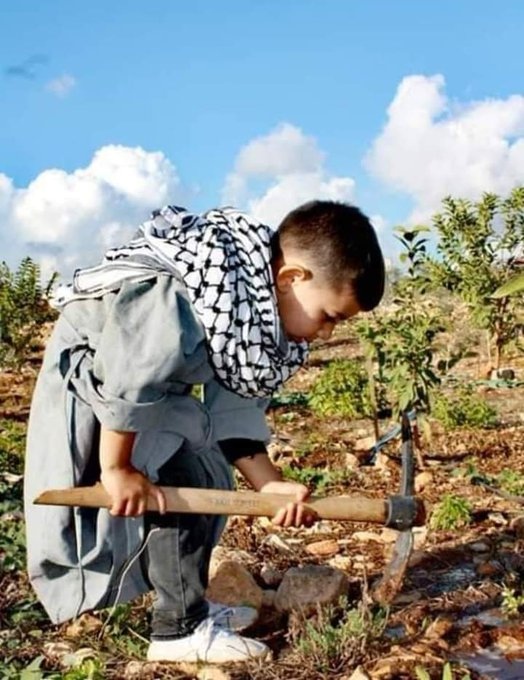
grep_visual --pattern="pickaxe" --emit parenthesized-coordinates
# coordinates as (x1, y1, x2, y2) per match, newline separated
(34, 413, 424, 603)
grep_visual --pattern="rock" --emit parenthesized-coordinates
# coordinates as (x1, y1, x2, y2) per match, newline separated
(374, 452, 393, 474)
(262, 589, 276, 608)
(209, 546, 257, 578)
(260, 564, 284, 587)
(197, 667, 232, 680)
(328, 555, 353, 571)
(392, 591, 423, 605)
(415, 471, 433, 493)
(43, 641, 74, 663)
(124, 661, 153, 678)
(353, 531, 383, 543)
(206, 560, 264, 610)
(347, 666, 371, 680)
(488, 512, 507, 525)
(413, 526, 428, 550)
(344, 453, 361, 470)
(408, 549, 426, 567)
(476, 560, 503, 577)
(308, 520, 338, 534)
(491, 368, 515, 381)
(510, 516, 524, 539)
(354, 435, 376, 451)
(470, 541, 491, 553)
(274, 565, 349, 613)
(261, 533, 295, 553)
(1, 510, 24, 521)
(379, 528, 398, 544)
(423, 617, 454, 639)
(64, 613, 102, 638)
(305, 539, 340, 556)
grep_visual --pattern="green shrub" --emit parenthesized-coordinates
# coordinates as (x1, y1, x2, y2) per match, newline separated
(291, 597, 388, 674)
(432, 386, 498, 430)
(282, 464, 352, 493)
(0, 258, 58, 368)
(430, 494, 472, 531)
(308, 359, 371, 419)
(496, 470, 524, 496)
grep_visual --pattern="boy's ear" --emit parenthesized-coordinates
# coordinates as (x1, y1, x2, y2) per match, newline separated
(274, 264, 311, 292)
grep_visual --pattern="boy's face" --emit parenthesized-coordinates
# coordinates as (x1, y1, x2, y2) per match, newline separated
(274, 260, 361, 343)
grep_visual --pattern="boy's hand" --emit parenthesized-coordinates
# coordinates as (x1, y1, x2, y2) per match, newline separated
(259, 480, 317, 528)
(100, 465, 167, 516)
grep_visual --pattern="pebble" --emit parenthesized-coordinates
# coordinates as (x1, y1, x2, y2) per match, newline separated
(470, 541, 491, 553)
(476, 560, 503, 577)
(353, 531, 383, 543)
(510, 516, 524, 538)
(305, 539, 340, 556)
(415, 471, 434, 493)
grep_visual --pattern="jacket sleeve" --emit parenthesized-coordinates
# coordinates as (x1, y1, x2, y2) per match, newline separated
(88, 276, 207, 431)
(203, 378, 271, 444)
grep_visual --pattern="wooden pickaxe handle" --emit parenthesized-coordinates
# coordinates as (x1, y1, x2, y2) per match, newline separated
(34, 483, 401, 524)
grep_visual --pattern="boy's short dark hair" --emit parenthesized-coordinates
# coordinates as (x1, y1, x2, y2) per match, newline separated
(272, 200, 385, 311)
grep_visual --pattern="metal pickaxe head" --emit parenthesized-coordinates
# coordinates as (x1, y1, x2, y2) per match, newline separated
(372, 411, 424, 604)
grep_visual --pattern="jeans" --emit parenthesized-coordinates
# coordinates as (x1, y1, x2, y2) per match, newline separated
(142, 443, 230, 639)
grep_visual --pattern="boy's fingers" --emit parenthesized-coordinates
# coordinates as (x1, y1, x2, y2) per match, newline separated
(295, 503, 305, 527)
(283, 502, 295, 527)
(154, 487, 167, 514)
(271, 507, 286, 526)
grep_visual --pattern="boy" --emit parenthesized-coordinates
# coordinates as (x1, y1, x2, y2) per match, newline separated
(24, 200, 385, 664)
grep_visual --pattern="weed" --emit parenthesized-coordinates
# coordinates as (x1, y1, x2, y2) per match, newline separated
(432, 386, 498, 430)
(496, 469, 524, 496)
(282, 464, 352, 493)
(290, 597, 388, 674)
(416, 661, 471, 680)
(308, 359, 371, 419)
(501, 584, 524, 617)
(429, 494, 472, 531)
(0, 258, 58, 368)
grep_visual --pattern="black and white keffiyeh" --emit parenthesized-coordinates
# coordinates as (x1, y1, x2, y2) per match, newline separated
(54, 206, 308, 397)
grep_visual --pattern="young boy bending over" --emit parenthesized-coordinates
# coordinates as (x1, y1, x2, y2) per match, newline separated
(24, 200, 385, 663)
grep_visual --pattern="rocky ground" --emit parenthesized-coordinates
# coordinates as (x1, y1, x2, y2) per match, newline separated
(1, 328, 523, 679)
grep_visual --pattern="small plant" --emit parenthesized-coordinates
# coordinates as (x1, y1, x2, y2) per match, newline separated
(0, 257, 58, 368)
(308, 359, 371, 419)
(357, 227, 444, 418)
(282, 464, 352, 493)
(432, 386, 498, 430)
(496, 470, 524, 497)
(291, 597, 388, 674)
(416, 662, 471, 680)
(501, 584, 524, 617)
(429, 188, 524, 369)
(430, 494, 472, 531)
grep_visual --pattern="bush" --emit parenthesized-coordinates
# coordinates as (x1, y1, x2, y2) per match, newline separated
(0, 258, 58, 368)
(308, 359, 371, 419)
(291, 597, 388, 674)
(430, 494, 472, 531)
(432, 386, 498, 430)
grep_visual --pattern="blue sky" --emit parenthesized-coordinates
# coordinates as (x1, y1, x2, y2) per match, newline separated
(1, 0, 523, 276)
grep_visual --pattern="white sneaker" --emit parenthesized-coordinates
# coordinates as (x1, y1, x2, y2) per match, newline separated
(207, 600, 258, 631)
(147, 617, 270, 663)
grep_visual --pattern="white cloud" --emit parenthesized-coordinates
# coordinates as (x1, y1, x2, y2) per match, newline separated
(2, 145, 186, 278)
(365, 74, 524, 222)
(45, 74, 77, 97)
(223, 123, 356, 227)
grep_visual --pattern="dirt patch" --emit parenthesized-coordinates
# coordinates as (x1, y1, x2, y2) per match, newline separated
(1, 332, 523, 679)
